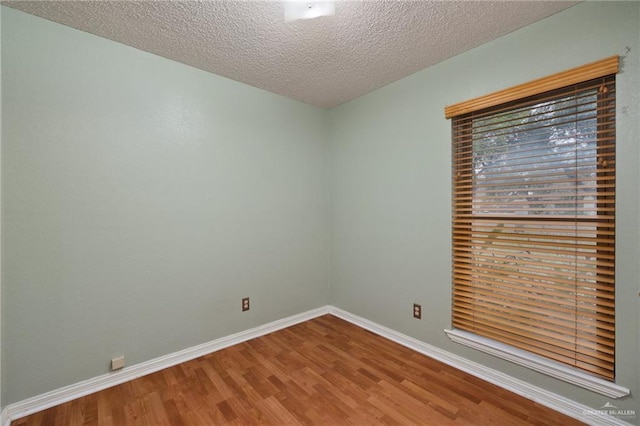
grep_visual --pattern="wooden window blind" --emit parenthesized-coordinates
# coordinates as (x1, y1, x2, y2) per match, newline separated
(449, 57, 618, 380)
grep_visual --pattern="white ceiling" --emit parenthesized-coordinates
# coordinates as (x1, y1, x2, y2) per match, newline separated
(4, 1, 579, 109)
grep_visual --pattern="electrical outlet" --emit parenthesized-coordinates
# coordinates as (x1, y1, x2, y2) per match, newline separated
(242, 297, 250, 312)
(413, 303, 422, 319)
(111, 356, 125, 370)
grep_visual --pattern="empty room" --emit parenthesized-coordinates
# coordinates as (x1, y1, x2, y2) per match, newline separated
(1, 1, 639, 425)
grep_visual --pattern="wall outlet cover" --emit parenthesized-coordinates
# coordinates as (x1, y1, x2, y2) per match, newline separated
(111, 356, 125, 370)
(413, 303, 422, 320)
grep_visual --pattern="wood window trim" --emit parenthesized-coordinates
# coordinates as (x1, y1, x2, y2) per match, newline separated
(444, 56, 619, 119)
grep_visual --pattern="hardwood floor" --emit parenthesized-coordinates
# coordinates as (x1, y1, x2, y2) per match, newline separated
(13, 315, 584, 425)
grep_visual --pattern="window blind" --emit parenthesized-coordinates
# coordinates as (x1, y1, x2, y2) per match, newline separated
(450, 59, 617, 380)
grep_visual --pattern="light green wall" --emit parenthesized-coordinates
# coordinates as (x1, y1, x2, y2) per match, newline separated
(0, 3, 3, 413)
(1, 6, 328, 404)
(328, 1, 639, 420)
(2, 0, 640, 420)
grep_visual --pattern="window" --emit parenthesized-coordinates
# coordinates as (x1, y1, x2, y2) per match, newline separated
(446, 57, 618, 382)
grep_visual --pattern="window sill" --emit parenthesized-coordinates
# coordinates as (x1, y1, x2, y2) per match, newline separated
(444, 329, 630, 398)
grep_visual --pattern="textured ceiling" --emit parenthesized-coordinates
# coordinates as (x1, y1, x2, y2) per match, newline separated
(4, 1, 579, 109)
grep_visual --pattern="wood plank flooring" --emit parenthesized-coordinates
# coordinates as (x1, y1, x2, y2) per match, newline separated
(12, 315, 584, 425)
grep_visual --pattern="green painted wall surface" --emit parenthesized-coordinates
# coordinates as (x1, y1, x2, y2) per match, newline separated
(2, 7, 328, 404)
(328, 1, 639, 420)
(0, 3, 3, 412)
(2, 0, 640, 420)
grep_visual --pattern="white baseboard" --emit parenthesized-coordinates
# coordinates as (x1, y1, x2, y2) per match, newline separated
(327, 306, 632, 426)
(3, 306, 330, 426)
(4, 305, 632, 426)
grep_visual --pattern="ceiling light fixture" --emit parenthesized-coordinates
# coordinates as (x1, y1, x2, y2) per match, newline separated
(284, 0, 335, 22)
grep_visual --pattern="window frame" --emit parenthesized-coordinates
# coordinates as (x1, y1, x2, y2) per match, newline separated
(443, 57, 629, 398)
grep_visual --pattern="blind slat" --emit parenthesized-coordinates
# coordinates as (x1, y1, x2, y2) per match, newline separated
(453, 288, 615, 326)
(453, 260, 615, 286)
(452, 305, 615, 347)
(453, 244, 615, 263)
(453, 278, 615, 316)
(453, 255, 614, 281)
